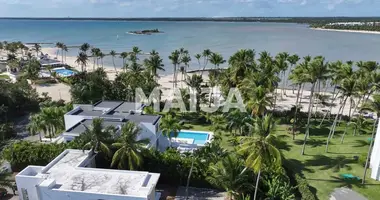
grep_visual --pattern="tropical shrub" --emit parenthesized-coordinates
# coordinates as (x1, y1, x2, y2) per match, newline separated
(295, 174, 317, 200)
(1, 141, 66, 171)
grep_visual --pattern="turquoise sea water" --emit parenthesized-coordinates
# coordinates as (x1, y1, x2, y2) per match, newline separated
(171, 131, 209, 145)
(1, 19, 380, 74)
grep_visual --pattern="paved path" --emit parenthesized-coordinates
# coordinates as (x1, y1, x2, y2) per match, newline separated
(175, 187, 225, 200)
(330, 187, 367, 200)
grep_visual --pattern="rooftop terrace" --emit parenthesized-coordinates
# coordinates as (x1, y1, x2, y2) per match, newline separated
(18, 149, 159, 197)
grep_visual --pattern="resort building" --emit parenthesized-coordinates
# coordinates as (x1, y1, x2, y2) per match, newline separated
(16, 149, 160, 200)
(61, 100, 166, 150)
(370, 120, 380, 180)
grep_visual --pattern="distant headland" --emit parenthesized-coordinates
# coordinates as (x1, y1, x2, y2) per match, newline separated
(127, 29, 163, 35)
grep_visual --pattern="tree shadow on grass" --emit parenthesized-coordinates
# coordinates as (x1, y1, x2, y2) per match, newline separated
(284, 158, 315, 174)
(352, 140, 369, 148)
(307, 176, 366, 189)
(294, 138, 327, 148)
(276, 135, 292, 151)
(305, 155, 356, 172)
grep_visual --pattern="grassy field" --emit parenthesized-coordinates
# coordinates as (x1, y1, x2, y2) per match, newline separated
(185, 119, 380, 200)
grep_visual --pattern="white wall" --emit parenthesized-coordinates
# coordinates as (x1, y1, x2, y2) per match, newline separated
(16, 166, 45, 200)
(371, 120, 380, 180)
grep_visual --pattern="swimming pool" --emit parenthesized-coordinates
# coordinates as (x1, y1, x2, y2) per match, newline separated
(171, 130, 211, 145)
(53, 69, 76, 77)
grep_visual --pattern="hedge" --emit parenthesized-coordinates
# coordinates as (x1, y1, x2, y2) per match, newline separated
(295, 174, 317, 200)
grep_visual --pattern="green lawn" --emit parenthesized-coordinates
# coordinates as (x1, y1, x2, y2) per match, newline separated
(185, 120, 380, 200)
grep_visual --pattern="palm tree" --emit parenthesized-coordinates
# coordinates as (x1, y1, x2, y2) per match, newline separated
(169, 50, 180, 88)
(207, 155, 254, 199)
(275, 52, 289, 98)
(181, 54, 191, 80)
(200, 49, 212, 75)
(246, 86, 272, 117)
(288, 63, 307, 139)
(111, 122, 149, 170)
(239, 115, 282, 200)
(81, 118, 113, 156)
(301, 56, 329, 155)
(91, 47, 100, 70)
(99, 52, 105, 68)
(143, 54, 164, 79)
(55, 42, 63, 61)
(75, 52, 89, 72)
(27, 114, 44, 141)
(109, 50, 118, 74)
(195, 53, 202, 71)
(160, 114, 182, 147)
(229, 49, 256, 84)
(80, 43, 90, 54)
(63, 45, 68, 63)
(339, 77, 357, 144)
(120, 52, 129, 70)
(33, 43, 41, 57)
(287, 54, 300, 94)
(360, 94, 380, 184)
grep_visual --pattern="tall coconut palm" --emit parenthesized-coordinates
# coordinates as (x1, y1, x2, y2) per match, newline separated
(181, 54, 191, 80)
(361, 94, 380, 184)
(55, 42, 63, 61)
(98, 52, 105, 68)
(120, 52, 129, 70)
(229, 49, 256, 84)
(109, 50, 118, 74)
(80, 43, 90, 54)
(246, 86, 273, 117)
(287, 54, 300, 94)
(339, 77, 357, 144)
(27, 114, 44, 141)
(169, 50, 180, 88)
(195, 53, 202, 71)
(33, 43, 41, 57)
(160, 114, 182, 147)
(63, 45, 68, 63)
(239, 114, 282, 200)
(200, 49, 212, 75)
(91, 47, 100, 70)
(81, 118, 113, 156)
(111, 122, 149, 170)
(275, 52, 289, 97)
(207, 155, 254, 199)
(144, 54, 164, 79)
(288, 63, 307, 140)
(75, 52, 89, 72)
(301, 56, 329, 155)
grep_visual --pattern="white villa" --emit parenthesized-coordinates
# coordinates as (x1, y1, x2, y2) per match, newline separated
(58, 100, 170, 151)
(16, 149, 160, 200)
(370, 120, 380, 180)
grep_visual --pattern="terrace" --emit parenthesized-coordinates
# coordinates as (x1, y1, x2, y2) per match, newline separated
(16, 149, 160, 200)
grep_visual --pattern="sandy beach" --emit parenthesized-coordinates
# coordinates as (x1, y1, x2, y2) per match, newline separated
(311, 27, 380, 35)
(32, 47, 358, 116)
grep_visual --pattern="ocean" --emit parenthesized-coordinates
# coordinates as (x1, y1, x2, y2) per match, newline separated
(1, 19, 380, 74)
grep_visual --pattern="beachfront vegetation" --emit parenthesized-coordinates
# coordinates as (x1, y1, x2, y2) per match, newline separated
(1, 40, 380, 199)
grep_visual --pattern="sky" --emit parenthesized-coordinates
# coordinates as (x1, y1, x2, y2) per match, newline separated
(0, 0, 379, 17)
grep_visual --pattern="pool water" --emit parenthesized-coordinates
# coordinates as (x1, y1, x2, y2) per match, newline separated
(171, 131, 209, 145)
(53, 69, 76, 77)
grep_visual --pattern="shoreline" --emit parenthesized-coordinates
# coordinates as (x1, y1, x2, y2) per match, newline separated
(311, 27, 380, 35)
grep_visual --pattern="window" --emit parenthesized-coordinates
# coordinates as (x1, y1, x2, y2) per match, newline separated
(21, 188, 29, 200)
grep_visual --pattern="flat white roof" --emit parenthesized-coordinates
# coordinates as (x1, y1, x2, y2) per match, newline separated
(25, 149, 159, 197)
